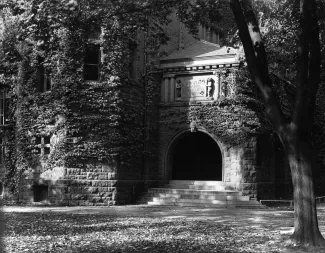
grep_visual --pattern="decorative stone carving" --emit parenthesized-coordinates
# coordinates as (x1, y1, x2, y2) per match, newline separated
(221, 81, 229, 98)
(175, 75, 218, 101)
(190, 121, 197, 132)
(176, 80, 182, 100)
(206, 78, 215, 99)
(170, 72, 236, 102)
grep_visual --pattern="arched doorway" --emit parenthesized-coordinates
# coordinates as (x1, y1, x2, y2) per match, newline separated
(170, 131, 222, 181)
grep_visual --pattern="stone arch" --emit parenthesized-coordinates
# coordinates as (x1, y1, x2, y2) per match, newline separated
(164, 128, 224, 181)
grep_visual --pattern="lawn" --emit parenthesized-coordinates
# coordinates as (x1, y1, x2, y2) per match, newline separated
(3, 205, 325, 253)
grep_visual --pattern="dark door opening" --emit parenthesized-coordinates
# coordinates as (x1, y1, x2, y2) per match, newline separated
(172, 132, 222, 180)
(33, 184, 48, 202)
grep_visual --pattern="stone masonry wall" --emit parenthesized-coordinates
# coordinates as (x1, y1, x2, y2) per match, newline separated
(156, 101, 278, 200)
(19, 159, 143, 205)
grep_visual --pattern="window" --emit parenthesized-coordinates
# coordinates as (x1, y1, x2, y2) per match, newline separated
(32, 136, 51, 157)
(84, 27, 101, 81)
(0, 90, 6, 125)
(33, 184, 48, 202)
(0, 138, 3, 164)
(84, 44, 101, 81)
(37, 66, 51, 92)
(0, 181, 3, 196)
(88, 28, 101, 40)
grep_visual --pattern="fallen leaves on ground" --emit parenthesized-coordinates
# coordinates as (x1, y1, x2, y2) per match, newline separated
(4, 211, 286, 253)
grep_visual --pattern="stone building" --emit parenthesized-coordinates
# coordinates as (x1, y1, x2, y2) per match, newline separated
(0, 11, 296, 206)
(149, 39, 292, 203)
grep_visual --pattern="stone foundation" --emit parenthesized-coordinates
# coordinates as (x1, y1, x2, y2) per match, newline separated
(19, 178, 145, 206)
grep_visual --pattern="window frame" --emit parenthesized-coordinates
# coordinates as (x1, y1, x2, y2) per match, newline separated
(37, 66, 52, 93)
(84, 44, 101, 81)
(32, 136, 51, 157)
(84, 28, 102, 82)
(0, 89, 6, 126)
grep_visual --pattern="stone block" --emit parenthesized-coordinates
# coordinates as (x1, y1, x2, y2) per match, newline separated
(110, 180, 118, 187)
(224, 183, 236, 190)
(71, 194, 87, 200)
(242, 183, 257, 190)
(87, 173, 99, 180)
(243, 171, 250, 179)
(89, 196, 102, 203)
(98, 187, 108, 192)
(98, 174, 108, 180)
(101, 192, 113, 197)
(85, 187, 98, 194)
(102, 197, 112, 202)
(69, 187, 79, 194)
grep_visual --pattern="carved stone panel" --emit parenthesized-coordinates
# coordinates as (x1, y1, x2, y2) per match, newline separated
(175, 75, 218, 101)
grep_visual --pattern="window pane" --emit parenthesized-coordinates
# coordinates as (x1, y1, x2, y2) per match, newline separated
(84, 64, 99, 81)
(44, 147, 50, 155)
(88, 28, 101, 40)
(44, 76, 51, 92)
(36, 137, 41, 145)
(44, 137, 50, 144)
(0, 95, 3, 113)
(37, 67, 45, 92)
(85, 45, 100, 64)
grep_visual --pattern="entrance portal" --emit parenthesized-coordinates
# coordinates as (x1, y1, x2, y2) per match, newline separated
(171, 132, 222, 180)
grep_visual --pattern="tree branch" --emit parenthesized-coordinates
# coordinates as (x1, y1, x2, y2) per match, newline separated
(292, 0, 311, 133)
(230, 0, 285, 134)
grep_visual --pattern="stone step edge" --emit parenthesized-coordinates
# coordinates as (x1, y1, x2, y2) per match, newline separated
(148, 189, 242, 195)
(146, 202, 265, 208)
(168, 180, 224, 185)
(163, 185, 227, 189)
(151, 195, 249, 200)
(138, 196, 249, 201)
(151, 198, 254, 204)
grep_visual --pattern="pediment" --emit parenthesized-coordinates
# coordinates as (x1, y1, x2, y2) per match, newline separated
(160, 40, 239, 71)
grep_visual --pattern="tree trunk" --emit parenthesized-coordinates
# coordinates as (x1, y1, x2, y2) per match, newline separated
(283, 131, 325, 246)
(229, 0, 325, 246)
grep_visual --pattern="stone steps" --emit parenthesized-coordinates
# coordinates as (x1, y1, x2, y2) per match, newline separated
(137, 180, 266, 208)
(147, 199, 263, 208)
(168, 180, 224, 185)
(164, 184, 227, 191)
(148, 188, 241, 195)
(142, 193, 249, 201)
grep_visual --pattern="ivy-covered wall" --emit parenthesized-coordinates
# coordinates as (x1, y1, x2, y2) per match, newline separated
(5, 0, 324, 205)
(0, 18, 149, 205)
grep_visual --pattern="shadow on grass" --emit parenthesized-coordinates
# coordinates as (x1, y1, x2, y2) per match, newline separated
(4, 213, 280, 253)
(4, 207, 299, 237)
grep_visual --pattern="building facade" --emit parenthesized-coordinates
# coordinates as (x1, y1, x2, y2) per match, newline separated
(0, 11, 296, 206)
